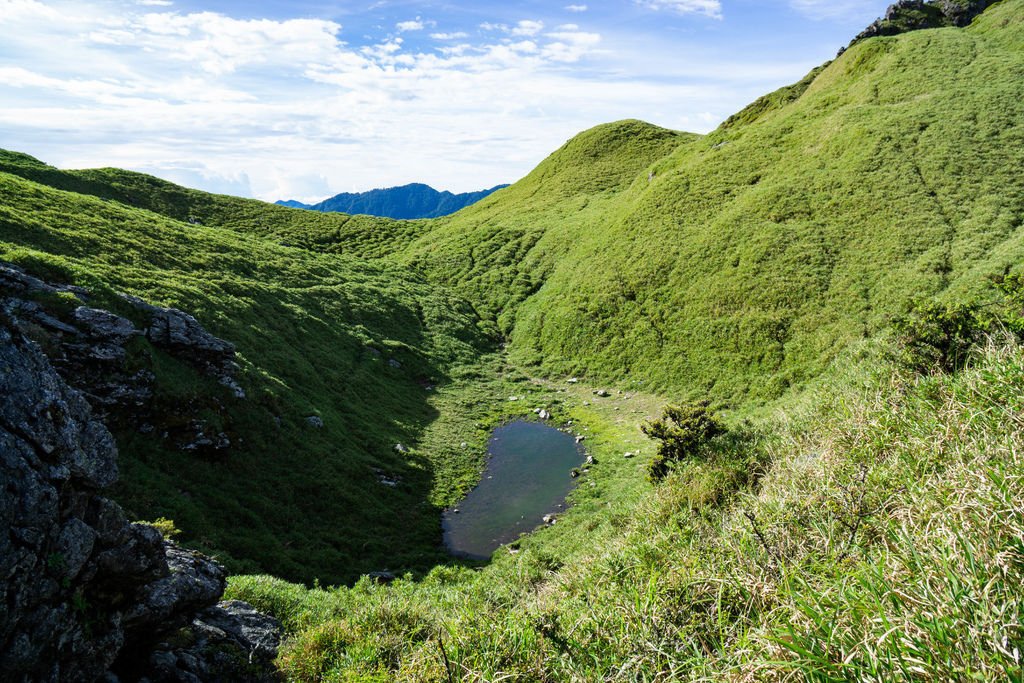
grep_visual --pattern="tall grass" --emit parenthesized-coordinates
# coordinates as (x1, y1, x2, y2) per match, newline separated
(227, 337, 1024, 680)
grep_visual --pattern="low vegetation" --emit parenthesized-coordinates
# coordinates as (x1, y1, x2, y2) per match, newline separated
(227, 335, 1024, 680)
(1, 1, 1023, 679)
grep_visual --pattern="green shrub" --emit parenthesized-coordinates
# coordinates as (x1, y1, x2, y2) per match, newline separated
(641, 401, 727, 481)
(142, 517, 182, 540)
(890, 300, 987, 373)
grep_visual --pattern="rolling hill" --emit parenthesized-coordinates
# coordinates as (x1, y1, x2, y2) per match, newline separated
(2, 0, 1024, 679)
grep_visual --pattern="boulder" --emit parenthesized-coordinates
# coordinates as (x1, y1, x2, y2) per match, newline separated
(73, 306, 138, 344)
(0, 320, 280, 682)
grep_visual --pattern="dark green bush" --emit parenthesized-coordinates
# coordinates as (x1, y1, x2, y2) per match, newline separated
(890, 300, 987, 374)
(641, 401, 727, 481)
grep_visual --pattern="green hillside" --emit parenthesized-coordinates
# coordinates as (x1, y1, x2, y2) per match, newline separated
(405, 3, 1024, 404)
(2, 0, 1024, 679)
(0, 165, 497, 584)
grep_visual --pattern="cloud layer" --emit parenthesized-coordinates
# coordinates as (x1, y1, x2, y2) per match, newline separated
(0, 0, 841, 202)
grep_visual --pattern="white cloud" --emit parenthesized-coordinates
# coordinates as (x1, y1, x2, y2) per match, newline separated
(636, 0, 722, 19)
(565, 4, 588, 11)
(541, 31, 601, 63)
(510, 20, 544, 37)
(396, 19, 424, 32)
(788, 0, 880, 21)
(0, 2, 821, 202)
(0, 0, 59, 22)
(136, 0, 172, 6)
(87, 12, 344, 75)
(430, 31, 469, 40)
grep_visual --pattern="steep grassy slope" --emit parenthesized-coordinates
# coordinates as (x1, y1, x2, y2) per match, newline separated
(406, 2, 1024, 404)
(232, 335, 1024, 681)
(401, 120, 692, 336)
(0, 168, 492, 585)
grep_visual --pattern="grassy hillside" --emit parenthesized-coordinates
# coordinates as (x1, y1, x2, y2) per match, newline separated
(0, 166, 497, 584)
(403, 1, 1024, 404)
(230, 334, 1024, 680)
(1, 1, 1023, 679)
(0, 151, 425, 259)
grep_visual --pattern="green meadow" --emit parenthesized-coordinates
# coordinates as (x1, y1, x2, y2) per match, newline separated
(2, 1, 1024, 678)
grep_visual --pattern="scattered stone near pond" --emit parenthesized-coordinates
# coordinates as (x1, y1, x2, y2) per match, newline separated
(394, 443, 409, 454)
(542, 514, 556, 525)
(0, 320, 280, 682)
(624, 451, 635, 459)
(372, 468, 401, 487)
(538, 409, 551, 420)
(567, 377, 579, 384)
(594, 389, 611, 397)
(306, 415, 324, 429)
(388, 358, 402, 369)
(586, 455, 597, 465)
(575, 435, 585, 443)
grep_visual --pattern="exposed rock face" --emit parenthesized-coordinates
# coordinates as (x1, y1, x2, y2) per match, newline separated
(844, 0, 999, 52)
(0, 262, 241, 456)
(0, 282, 280, 682)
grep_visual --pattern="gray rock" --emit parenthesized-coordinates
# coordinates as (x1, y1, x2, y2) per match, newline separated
(844, 0, 999, 53)
(0, 317, 278, 683)
(74, 306, 138, 343)
(0, 261, 56, 294)
(124, 544, 226, 631)
(305, 415, 324, 429)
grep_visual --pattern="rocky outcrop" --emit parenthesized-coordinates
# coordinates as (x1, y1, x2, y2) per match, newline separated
(844, 0, 1000, 52)
(0, 262, 241, 456)
(0, 270, 280, 679)
(0, 316, 280, 682)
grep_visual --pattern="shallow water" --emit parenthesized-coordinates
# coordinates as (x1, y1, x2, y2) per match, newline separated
(443, 420, 585, 560)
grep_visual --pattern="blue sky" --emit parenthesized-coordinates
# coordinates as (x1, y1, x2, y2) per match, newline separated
(0, 0, 889, 201)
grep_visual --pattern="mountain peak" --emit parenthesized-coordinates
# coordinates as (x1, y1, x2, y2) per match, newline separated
(277, 183, 508, 219)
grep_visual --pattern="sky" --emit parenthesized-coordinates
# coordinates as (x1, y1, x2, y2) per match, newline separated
(0, 0, 891, 202)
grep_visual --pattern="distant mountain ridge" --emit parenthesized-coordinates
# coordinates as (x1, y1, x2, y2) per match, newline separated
(278, 182, 508, 219)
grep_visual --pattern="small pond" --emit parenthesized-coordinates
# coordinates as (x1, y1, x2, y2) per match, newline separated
(443, 420, 585, 560)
